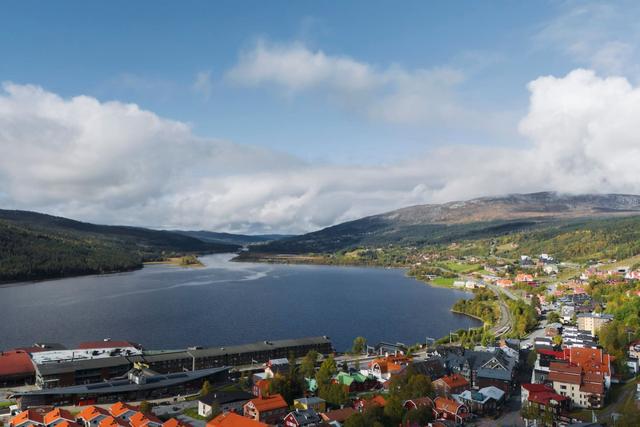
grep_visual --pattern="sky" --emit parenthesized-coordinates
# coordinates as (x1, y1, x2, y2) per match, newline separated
(2, 1, 640, 233)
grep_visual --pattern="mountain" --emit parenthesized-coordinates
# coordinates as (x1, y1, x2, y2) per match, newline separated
(0, 210, 240, 283)
(172, 230, 293, 246)
(251, 192, 640, 254)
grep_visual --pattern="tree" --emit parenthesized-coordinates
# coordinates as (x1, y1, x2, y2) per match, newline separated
(383, 396, 404, 426)
(318, 383, 349, 407)
(552, 335, 563, 346)
(344, 413, 366, 427)
(351, 336, 367, 354)
(139, 401, 152, 414)
(404, 405, 433, 426)
(300, 350, 319, 379)
(547, 311, 561, 323)
(407, 374, 433, 399)
(200, 380, 212, 397)
(316, 356, 337, 385)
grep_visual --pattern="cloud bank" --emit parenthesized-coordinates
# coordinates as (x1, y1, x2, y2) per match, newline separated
(1, 68, 640, 233)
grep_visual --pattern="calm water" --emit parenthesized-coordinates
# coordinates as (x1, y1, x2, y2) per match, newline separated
(0, 254, 480, 351)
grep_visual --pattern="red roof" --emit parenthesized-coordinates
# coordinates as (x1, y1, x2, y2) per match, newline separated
(78, 406, 110, 422)
(78, 341, 136, 349)
(0, 350, 35, 376)
(56, 422, 82, 427)
(434, 397, 464, 414)
(99, 417, 129, 427)
(109, 402, 138, 418)
(129, 412, 162, 427)
(162, 419, 190, 427)
(207, 413, 267, 427)
(10, 409, 46, 427)
(435, 373, 469, 389)
(44, 409, 74, 425)
(246, 394, 288, 412)
(320, 408, 356, 423)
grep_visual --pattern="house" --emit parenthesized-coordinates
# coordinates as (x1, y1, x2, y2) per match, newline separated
(333, 372, 376, 393)
(10, 409, 49, 427)
(628, 340, 640, 360)
(161, 420, 190, 427)
(128, 412, 162, 427)
(576, 313, 614, 335)
(521, 384, 570, 422)
(515, 273, 534, 283)
(319, 408, 356, 426)
(282, 409, 322, 427)
(495, 279, 513, 288)
(78, 406, 110, 427)
(548, 362, 605, 408)
(433, 397, 469, 424)
(354, 395, 386, 412)
(293, 397, 326, 413)
(433, 374, 469, 397)
(411, 356, 446, 380)
(443, 348, 516, 396)
(457, 386, 504, 416)
(109, 403, 138, 422)
(403, 397, 434, 411)
(198, 391, 254, 417)
(264, 359, 290, 378)
(43, 409, 75, 427)
(98, 417, 129, 427)
(243, 394, 288, 425)
(367, 355, 410, 381)
(206, 413, 267, 427)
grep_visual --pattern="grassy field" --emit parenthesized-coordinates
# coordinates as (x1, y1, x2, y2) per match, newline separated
(430, 277, 456, 287)
(182, 407, 207, 421)
(441, 262, 481, 274)
(0, 401, 15, 408)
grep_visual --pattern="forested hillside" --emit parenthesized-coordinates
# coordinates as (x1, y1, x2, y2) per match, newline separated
(0, 210, 239, 283)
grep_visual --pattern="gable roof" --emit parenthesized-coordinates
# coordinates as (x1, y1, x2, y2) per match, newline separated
(109, 402, 138, 417)
(434, 397, 463, 414)
(207, 413, 268, 427)
(162, 419, 190, 427)
(320, 408, 356, 423)
(44, 409, 74, 425)
(79, 406, 110, 422)
(98, 417, 130, 427)
(435, 373, 468, 389)
(0, 350, 36, 377)
(11, 409, 48, 426)
(246, 394, 288, 412)
(129, 412, 162, 427)
(199, 391, 254, 406)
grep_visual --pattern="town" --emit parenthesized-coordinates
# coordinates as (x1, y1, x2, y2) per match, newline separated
(2, 248, 640, 427)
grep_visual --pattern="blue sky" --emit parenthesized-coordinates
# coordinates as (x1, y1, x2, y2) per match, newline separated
(1, 1, 640, 232)
(1, 1, 563, 162)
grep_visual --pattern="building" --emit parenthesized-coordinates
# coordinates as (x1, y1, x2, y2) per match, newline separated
(457, 386, 505, 416)
(367, 355, 410, 381)
(333, 372, 376, 393)
(243, 394, 288, 425)
(521, 383, 571, 423)
(198, 391, 254, 417)
(78, 406, 110, 427)
(207, 413, 267, 427)
(548, 362, 605, 408)
(433, 397, 469, 424)
(29, 337, 332, 389)
(403, 397, 433, 412)
(320, 408, 356, 426)
(12, 403, 183, 427)
(12, 367, 230, 409)
(433, 374, 469, 397)
(293, 397, 326, 413)
(282, 409, 322, 427)
(576, 313, 614, 335)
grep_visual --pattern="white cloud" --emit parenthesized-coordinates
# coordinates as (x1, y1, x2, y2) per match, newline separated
(192, 70, 213, 100)
(226, 40, 476, 127)
(2, 69, 640, 234)
(534, 1, 640, 77)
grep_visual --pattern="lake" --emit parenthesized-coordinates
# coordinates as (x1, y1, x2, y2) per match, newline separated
(0, 254, 480, 351)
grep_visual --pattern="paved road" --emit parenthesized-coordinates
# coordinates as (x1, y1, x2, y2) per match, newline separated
(486, 284, 513, 337)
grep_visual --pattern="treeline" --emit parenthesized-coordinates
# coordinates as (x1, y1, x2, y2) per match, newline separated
(0, 210, 239, 283)
(451, 288, 499, 324)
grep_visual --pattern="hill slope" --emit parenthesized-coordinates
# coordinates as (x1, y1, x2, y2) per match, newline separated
(0, 210, 239, 283)
(252, 192, 640, 254)
(172, 230, 293, 246)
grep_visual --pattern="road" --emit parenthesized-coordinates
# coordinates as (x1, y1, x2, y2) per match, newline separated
(486, 284, 514, 337)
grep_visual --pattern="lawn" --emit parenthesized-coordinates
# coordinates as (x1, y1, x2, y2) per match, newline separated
(442, 262, 481, 274)
(0, 401, 15, 409)
(182, 407, 207, 421)
(430, 277, 455, 287)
